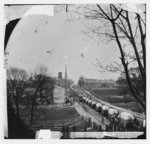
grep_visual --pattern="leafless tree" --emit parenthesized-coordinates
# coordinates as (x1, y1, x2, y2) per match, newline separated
(30, 64, 55, 125)
(30, 65, 48, 124)
(67, 4, 146, 110)
(7, 67, 28, 116)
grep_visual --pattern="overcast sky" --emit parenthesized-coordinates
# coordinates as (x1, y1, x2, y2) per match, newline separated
(5, 5, 122, 82)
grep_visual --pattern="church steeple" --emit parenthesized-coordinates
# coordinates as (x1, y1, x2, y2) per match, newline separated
(65, 64, 67, 80)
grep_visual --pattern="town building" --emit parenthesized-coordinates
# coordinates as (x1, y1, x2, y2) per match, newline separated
(83, 79, 117, 90)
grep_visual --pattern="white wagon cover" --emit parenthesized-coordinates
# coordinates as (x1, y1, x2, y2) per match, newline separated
(88, 100, 92, 104)
(108, 108, 118, 115)
(85, 98, 89, 102)
(92, 101, 96, 105)
(96, 103, 102, 108)
(120, 112, 134, 120)
(102, 105, 109, 111)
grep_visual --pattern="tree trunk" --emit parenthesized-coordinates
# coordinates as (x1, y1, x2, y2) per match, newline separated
(15, 90, 20, 117)
(137, 13, 146, 69)
(30, 101, 35, 125)
(126, 12, 145, 84)
(137, 13, 146, 102)
(111, 20, 146, 110)
(16, 103, 20, 117)
(30, 84, 40, 125)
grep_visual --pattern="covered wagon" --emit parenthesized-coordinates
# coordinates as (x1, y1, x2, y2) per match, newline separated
(119, 112, 134, 121)
(85, 98, 89, 104)
(91, 101, 96, 109)
(102, 105, 109, 117)
(108, 108, 118, 117)
(118, 112, 135, 131)
(82, 97, 86, 103)
(96, 103, 102, 113)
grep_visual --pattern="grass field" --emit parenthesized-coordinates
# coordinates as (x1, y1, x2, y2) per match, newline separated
(92, 89, 144, 113)
(20, 106, 78, 120)
(19, 105, 87, 131)
(92, 89, 135, 103)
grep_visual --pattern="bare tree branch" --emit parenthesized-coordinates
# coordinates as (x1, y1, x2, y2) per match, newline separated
(96, 4, 111, 21)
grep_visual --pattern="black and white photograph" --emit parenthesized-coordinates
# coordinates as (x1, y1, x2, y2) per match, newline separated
(1, 1, 148, 140)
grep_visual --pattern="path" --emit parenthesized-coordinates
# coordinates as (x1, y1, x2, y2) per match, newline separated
(75, 102, 110, 130)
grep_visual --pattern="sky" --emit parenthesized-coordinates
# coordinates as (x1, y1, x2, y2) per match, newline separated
(4, 5, 121, 83)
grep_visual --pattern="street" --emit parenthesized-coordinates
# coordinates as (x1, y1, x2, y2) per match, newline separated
(75, 102, 110, 130)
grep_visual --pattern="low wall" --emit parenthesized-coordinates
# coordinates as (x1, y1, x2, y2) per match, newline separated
(69, 131, 144, 139)
(35, 130, 144, 139)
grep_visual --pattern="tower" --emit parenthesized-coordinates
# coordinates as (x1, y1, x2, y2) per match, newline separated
(65, 64, 68, 80)
(65, 64, 68, 89)
(58, 72, 62, 79)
